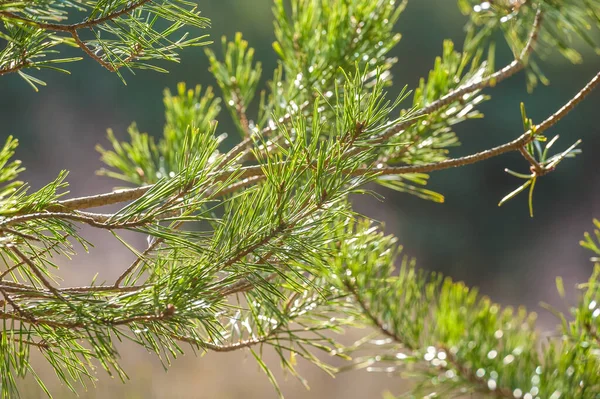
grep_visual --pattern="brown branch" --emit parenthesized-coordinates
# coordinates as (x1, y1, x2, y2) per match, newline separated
(216, 100, 310, 169)
(0, 60, 29, 76)
(21, 61, 600, 223)
(1, 211, 152, 230)
(1, 227, 40, 242)
(441, 345, 515, 399)
(231, 87, 251, 139)
(372, 8, 543, 166)
(14, 338, 50, 350)
(55, 185, 151, 211)
(113, 220, 184, 287)
(12, 12, 596, 239)
(217, 272, 278, 297)
(0, 236, 68, 280)
(71, 30, 116, 72)
(518, 146, 545, 175)
(10, 246, 64, 299)
(369, 9, 544, 149)
(174, 331, 277, 352)
(0, 287, 37, 322)
(363, 132, 534, 176)
(343, 279, 413, 350)
(356, 67, 600, 177)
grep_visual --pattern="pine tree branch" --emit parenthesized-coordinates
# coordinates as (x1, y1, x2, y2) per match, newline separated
(366, 68, 599, 176)
(0, 0, 152, 33)
(9, 246, 65, 300)
(113, 220, 184, 287)
(441, 344, 515, 399)
(367, 8, 544, 149)
(344, 278, 514, 399)
(39, 62, 598, 219)
(232, 85, 251, 139)
(0, 286, 38, 322)
(48, 12, 544, 213)
(216, 100, 310, 168)
(0, 283, 146, 296)
(0, 0, 188, 76)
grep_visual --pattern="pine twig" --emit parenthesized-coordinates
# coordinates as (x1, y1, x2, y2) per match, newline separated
(0, 0, 152, 74)
(0, 0, 152, 33)
(360, 68, 600, 176)
(0, 236, 68, 280)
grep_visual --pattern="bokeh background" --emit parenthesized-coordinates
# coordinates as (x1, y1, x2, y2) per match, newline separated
(1, 0, 600, 397)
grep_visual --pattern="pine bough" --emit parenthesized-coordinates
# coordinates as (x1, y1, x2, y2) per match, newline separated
(1, 0, 600, 398)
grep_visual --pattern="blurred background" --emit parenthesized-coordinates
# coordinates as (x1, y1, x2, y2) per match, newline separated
(1, 0, 600, 397)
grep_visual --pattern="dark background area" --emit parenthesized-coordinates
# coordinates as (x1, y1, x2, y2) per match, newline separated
(1, 1, 599, 397)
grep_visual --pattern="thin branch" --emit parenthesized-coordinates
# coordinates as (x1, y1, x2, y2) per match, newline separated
(21, 61, 600, 223)
(172, 328, 279, 352)
(19, 13, 598, 233)
(536, 70, 600, 132)
(365, 133, 533, 175)
(359, 68, 600, 176)
(1, 211, 151, 229)
(441, 345, 515, 399)
(0, 287, 37, 322)
(71, 30, 116, 72)
(232, 87, 251, 139)
(343, 280, 412, 349)
(1, 227, 40, 242)
(217, 101, 310, 168)
(0, 0, 152, 75)
(518, 146, 545, 175)
(0, 236, 68, 280)
(54, 185, 151, 211)
(113, 220, 183, 287)
(13, 338, 50, 350)
(369, 9, 544, 148)
(0, 60, 29, 76)
(10, 246, 63, 298)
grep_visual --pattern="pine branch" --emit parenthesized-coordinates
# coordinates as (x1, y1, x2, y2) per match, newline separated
(0, 0, 209, 85)
(370, 67, 599, 176)
(0, 1, 152, 32)
(2, 0, 600, 397)
(45, 10, 544, 213)
(52, 62, 598, 216)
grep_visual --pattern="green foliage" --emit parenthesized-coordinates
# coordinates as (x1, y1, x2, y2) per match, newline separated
(206, 33, 262, 137)
(581, 219, 600, 260)
(0, 0, 599, 398)
(0, 137, 24, 206)
(96, 83, 221, 185)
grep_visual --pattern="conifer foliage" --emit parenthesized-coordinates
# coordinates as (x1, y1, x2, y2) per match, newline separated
(1, 0, 600, 397)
